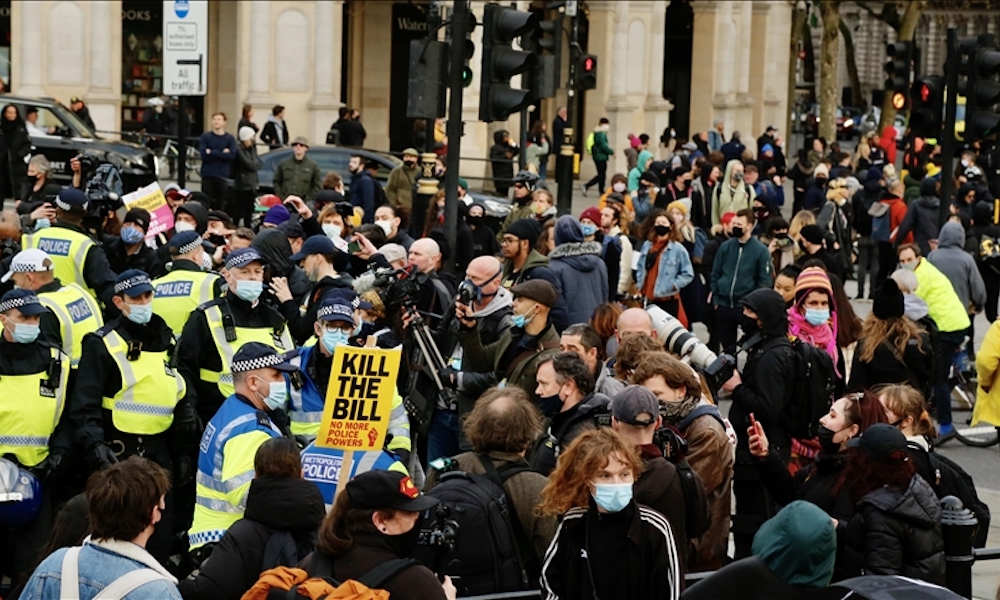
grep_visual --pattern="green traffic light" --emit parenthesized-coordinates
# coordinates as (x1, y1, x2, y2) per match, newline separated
(463, 67, 474, 88)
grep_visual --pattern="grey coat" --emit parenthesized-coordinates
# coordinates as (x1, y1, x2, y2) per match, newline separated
(548, 241, 608, 325)
(928, 221, 986, 313)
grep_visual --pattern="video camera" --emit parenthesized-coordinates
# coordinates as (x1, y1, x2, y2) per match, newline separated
(646, 305, 737, 396)
(417, 504, 459, 579)
(354, 265, 422, 311)
(76, 152, 125, 239)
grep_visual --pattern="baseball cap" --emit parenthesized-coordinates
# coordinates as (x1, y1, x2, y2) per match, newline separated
(1, 249, 53, 283)
(846, 423, 908, 463)
(231, 342, 300, 374)
(114, 269, 154, 298)
(316, 297, 356, 326)
(766, 124, 778, 132)
(225, 247, 268, 270)
(0, 289, 47, 316)
(510, 279, 557, 308)
(346, 470, 439, 512)
(611, 386, 660, 427)
(289, 235, 337, 262)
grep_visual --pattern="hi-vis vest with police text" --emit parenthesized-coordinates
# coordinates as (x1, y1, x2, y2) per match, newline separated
(189, 395, 283, 548)
(23, 229, 96, 298)
(0, 346, 70, 467)
(100, 330, 186, 435)
(37, 283, 103, 368)
(151, 270, 220, 336)
(198, 302, 293, 398)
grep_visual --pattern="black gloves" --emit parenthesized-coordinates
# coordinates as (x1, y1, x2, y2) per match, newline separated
(171, 400, 204, 451)
(30, 452, 67, 483)
(86, 442, 118, 472)
(174, 454, 196, 489)
(439, 367, 459, 389)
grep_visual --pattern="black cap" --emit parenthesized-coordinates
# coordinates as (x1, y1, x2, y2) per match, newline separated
(872, 279, 905, 320)
(315, 296, 356, 326)
(114, 269, 154, 298)
(0, 289, 47, 316)
(207, 210, 234, 227)
(123, 208, 151, 231)
(231, 342, 299, 374)
(346, 470, 439, 512)
(640, 170, 659, 185)
(846, 423, 908, 463)
(799, 224, 825, 246)
(278, 220, 306, 240)
(289, 235, 337, 262)
(225, 247, 267, 270)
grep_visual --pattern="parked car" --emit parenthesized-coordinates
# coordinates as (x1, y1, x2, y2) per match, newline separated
(803, 104, 860, 140)
(255, 145, 400, 195)
(0, 95, 158, 194)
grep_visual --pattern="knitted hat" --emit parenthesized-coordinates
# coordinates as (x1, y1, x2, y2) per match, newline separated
(640, 170, 659, 185)
(794, 267, 833, 303)
(263, 204, 291, 226)
(872, 279, 905, 320)
(505, 218, 541, 247)
(813, 163, 830, 178)
(799, 224, 825, 246)
(580, 206, 602, 224)
(666, 201, 688, 217)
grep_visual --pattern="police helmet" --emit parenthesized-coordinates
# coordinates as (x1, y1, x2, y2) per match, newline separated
(0, 458, 42, 528)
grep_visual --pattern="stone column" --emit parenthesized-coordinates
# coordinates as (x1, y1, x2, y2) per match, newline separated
(245, 1, 274, 105)
(309, 0, 344, 145)
(645, 0, 673, 157)
(689, 0, 721, 138)
(15, 0, 46, 96)
(606, 1, 636, 176)
(88, 1, 121, 133)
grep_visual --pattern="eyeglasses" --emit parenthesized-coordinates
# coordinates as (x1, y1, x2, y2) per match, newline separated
(500, 237, 521, 246)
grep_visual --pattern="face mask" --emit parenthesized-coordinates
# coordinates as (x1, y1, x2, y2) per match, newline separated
(537, 394, 562, 418)
(672, 214, 685, 224)
(375, 220, 394, 236)
(612, 182, 626, 193)
(25, 174, 38, 186)
(731, 227, 745, 238)
(322, 223, 343, 239)
(125, 302, 153, 325)
(120, 226, 145, 245)
(511, 312, 532, 328)
(256, 376, 288, 412)
(403, 160, 417, 168)
(201, 251, 213, 271)
(8, 321, 39, 344)
(901, 261, 917, 271)
(235, 279, 263, 302)
(384, 526, 421, 558)
(817, 425, 846, 455)
(740, 314, 760, 335)
(581, 223, 598, 236)
(321, 327, 350, 354)
(174, 220, 196, 233)
(805, 308, 830, 326)
(653, 224, 671, 237)
(592, 482, 633, 513)
(734, 172, 744, 182)
(34, 218, 50, 230)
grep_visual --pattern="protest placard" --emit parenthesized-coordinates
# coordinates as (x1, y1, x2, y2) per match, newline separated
(121, 182, 174, 237)
(316, 345, 401, 451)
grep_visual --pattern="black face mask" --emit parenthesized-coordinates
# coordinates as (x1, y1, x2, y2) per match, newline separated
(403, 160, 417, 168)
(383, 526, 420, 558)
(731, 226, 745, 239)
(817, 425, 846, 455)
(653, 224, 671, 237)
(740, 314, 760, 335)
(537, 394, 562, 418)
(467, 214, 484, 227)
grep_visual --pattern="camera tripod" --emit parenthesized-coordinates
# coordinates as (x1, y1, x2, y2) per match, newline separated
(403, 305, 458, 428)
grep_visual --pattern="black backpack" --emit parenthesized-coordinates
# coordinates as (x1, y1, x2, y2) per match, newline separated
(926, 450, 991, 547)
(415, 454, 536, 597)
(373, 178, 390, 209)
(782, 339, 837, 439)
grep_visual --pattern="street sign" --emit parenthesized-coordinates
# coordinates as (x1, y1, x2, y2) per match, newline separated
(162, 0, 208, 96)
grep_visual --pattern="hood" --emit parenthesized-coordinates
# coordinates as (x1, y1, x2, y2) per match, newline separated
(520, 249, 550, 272)
(493, 130, 507, 145)
(722, 159, 742, 184)
(549, 240, 602, 266)
(554, 214, 584, 245)
(176, 202, 208, 234)
(916, 194, 940, 209)
(957, 183, 976, 204)
(471, 286, 513, 318)
(938, 221, 965, 248)
(244, 476, 326, 531)
(636, 150, 654, 171)
(903, 293, 929, 321)
(253, 227, 297, 276)
(973, 200, 994, 225)
(267, 114, 283, 124)
(863, 178, 884, 196)
(752, 501, 836, 588)
(594, 123, 609, 133)
(919, 178, 939, 197)
(860, 476, 941, 528)
(741, 288, 788, 338)
(581, 392, 612, 412)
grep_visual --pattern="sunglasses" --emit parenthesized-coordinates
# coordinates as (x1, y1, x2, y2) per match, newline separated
(292, 143, 306, 148)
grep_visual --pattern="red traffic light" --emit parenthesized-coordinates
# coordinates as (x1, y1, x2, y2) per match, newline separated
(583, 56, 595, 71)
(919, 83, 930, 102)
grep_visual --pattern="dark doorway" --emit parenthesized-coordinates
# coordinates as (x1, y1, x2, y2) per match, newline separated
(389, 2, 430, 152)
(662, 0, 693, 140)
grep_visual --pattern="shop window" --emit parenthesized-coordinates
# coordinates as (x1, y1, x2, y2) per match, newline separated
(122, 1, 163, 130)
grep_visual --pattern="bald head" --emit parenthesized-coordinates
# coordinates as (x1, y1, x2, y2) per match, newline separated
(616, 307, 654, 339)
(409, 237, 441, 274)
(465, 255, 503, 308)
(889, 179, 905, 196)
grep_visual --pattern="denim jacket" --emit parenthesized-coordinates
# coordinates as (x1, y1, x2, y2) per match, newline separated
(636, 240, 694, 299)
(21, 537, 180, 600)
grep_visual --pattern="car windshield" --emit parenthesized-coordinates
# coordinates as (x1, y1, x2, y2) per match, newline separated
(21, 103, 94, 139)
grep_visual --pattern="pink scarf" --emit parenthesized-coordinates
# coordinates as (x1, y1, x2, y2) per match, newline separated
(787, 305, 841, 377)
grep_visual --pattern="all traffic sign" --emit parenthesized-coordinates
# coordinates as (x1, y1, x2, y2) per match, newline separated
(162, 0, 207, 96)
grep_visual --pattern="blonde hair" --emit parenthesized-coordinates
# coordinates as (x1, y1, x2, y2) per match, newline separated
(876, 383, 936, 438)
(858, 312, 926, 363)
(789, 210, 817, 241)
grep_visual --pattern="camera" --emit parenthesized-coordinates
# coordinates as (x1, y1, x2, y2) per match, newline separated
(418, 504, 459, 550)
(702, 353, 737, 389)
(457, 279, 476, 306)
(653, 423, 690, 462)
(334, 201, 354, 220)
(774, 235, 794, 249)
(645, 305, 736, 395)
(355, 266, 422, 311)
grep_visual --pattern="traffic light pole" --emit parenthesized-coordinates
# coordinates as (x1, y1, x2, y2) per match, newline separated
(556, 9, 579, 216)
(425, 0, 441, 155)
(941, 28, 959, 224)
(442, 0, 469, 276)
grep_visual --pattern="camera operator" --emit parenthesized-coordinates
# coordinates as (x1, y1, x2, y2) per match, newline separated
(531, 352, 612, 475)
(719, 288, 797, 559)
(406, 238, 454, 331)
(560, 323, 624, 398)
(634, 352, 734, 572)
(22, 187, 116, 308)
(609, 385, 710, 571)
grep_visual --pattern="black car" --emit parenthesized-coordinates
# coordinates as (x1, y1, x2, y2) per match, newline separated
(256, 145, 400, 194)
(1, 95, 158, 193)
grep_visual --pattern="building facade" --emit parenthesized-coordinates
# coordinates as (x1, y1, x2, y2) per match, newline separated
(9, 0, 792, 185)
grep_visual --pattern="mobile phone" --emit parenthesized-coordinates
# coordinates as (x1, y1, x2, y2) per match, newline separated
(774, 236, 794, 249)
(348, 240, 362, 254)
(283, 201, 297, 212)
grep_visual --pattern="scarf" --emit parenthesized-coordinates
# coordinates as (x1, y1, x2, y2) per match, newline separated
(787, 304, 841, 377)
(660, 395, 702, 425)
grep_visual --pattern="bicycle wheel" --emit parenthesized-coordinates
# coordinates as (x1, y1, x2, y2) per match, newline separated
(951, 380, 976, 411)
(953, 424, 1000, 447)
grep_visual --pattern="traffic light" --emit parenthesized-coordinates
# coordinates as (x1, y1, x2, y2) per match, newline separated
(407, 39, 447, 119)
(578, 53, 598, 91)
(884, 41, 913, 110)
(966, 46, 1000, 141)
(453, 11, 477, 88)
(480, 3, 538, 122)
(523, 15, 562, 100)
(909, 76, 944, 139)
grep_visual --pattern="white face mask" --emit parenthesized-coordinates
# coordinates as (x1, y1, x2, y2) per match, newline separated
(323, 223, 343, 239)
(612, 182, 626, 193)
(174, 220, 196, 233)
(375, 220, 394, 236)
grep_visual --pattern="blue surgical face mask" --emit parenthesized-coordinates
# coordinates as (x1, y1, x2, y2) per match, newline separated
(235, 279, 263, 302)
(125, 301, 153, 325)
(120, 226, 145, 245)
(256, 376, 288, 411)
(592, 482, 633, 513)
(321, 327, 350, 354)
(512, 312, 532, 328)
(805, 308, 830, 326)
(580, 223, 598, 236)
(34, 218, 51, 231)
(9, 321, 40, 344)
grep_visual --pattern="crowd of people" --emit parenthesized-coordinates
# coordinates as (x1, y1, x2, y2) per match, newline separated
(0, 104, 997, 600)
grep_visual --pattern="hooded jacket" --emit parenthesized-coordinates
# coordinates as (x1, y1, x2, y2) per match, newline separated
(590, 124, 614, 162)
(260, 114, 288, 148)
(627, 150, 655, 193)
(852, 179, 883, 236)
(252, 228, 312, 303)
(897, 180, 943, 255)
(178, 476, 325, 600)
(845, 475, 945, 584)
(912, 257, 971, 333)
(928, 221, 987, 313)
(499, 248, 570, 333)
(548, 216, 608, 325)
(712, 160, 756, 225)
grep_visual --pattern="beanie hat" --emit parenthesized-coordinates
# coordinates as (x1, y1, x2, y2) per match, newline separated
(505, 218, 541, 247)
(794, 267, 833, 303)
(799, 224, 825, 246)
(666, 201, 688, 217)
(867, 167, 884, 182)
(761, 143, 774, 154)
(238, 126, 256, 142)
(580, 206, 602, 224)
(873, 279, 905, 320)
(263, 204, 291, 226)
(640, 170, 659, 185)
(813, 163, 830, 178)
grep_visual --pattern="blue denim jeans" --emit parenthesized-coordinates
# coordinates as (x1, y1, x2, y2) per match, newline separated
(426, 409, 461, 465)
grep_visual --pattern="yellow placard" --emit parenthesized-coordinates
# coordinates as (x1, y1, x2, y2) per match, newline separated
(316, 345, 401, 451)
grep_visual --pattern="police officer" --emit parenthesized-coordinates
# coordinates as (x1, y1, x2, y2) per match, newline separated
(151, 230, 223, 338)
(277, 234, 354, 345)
(21, 187, 116, 307)
(0, 290, 71, 584)
(176, 247, 294, 424)
(67, 269, 195, 563)
(290, 295, 412, 464)
(1, 248, 103, 371)
(188, 342, 296, 558)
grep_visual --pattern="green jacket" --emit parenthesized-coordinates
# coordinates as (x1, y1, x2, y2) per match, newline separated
(591, 128, 613, 162)
(385, 164, 417, 210)
(273, 156, 322, 202)
(457, 321, 560, 404)
(501, 249, 549, 288)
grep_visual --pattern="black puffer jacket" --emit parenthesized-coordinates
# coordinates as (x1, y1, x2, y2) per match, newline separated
(844, 475, 945, 585)
(178, 476, 326, 600)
